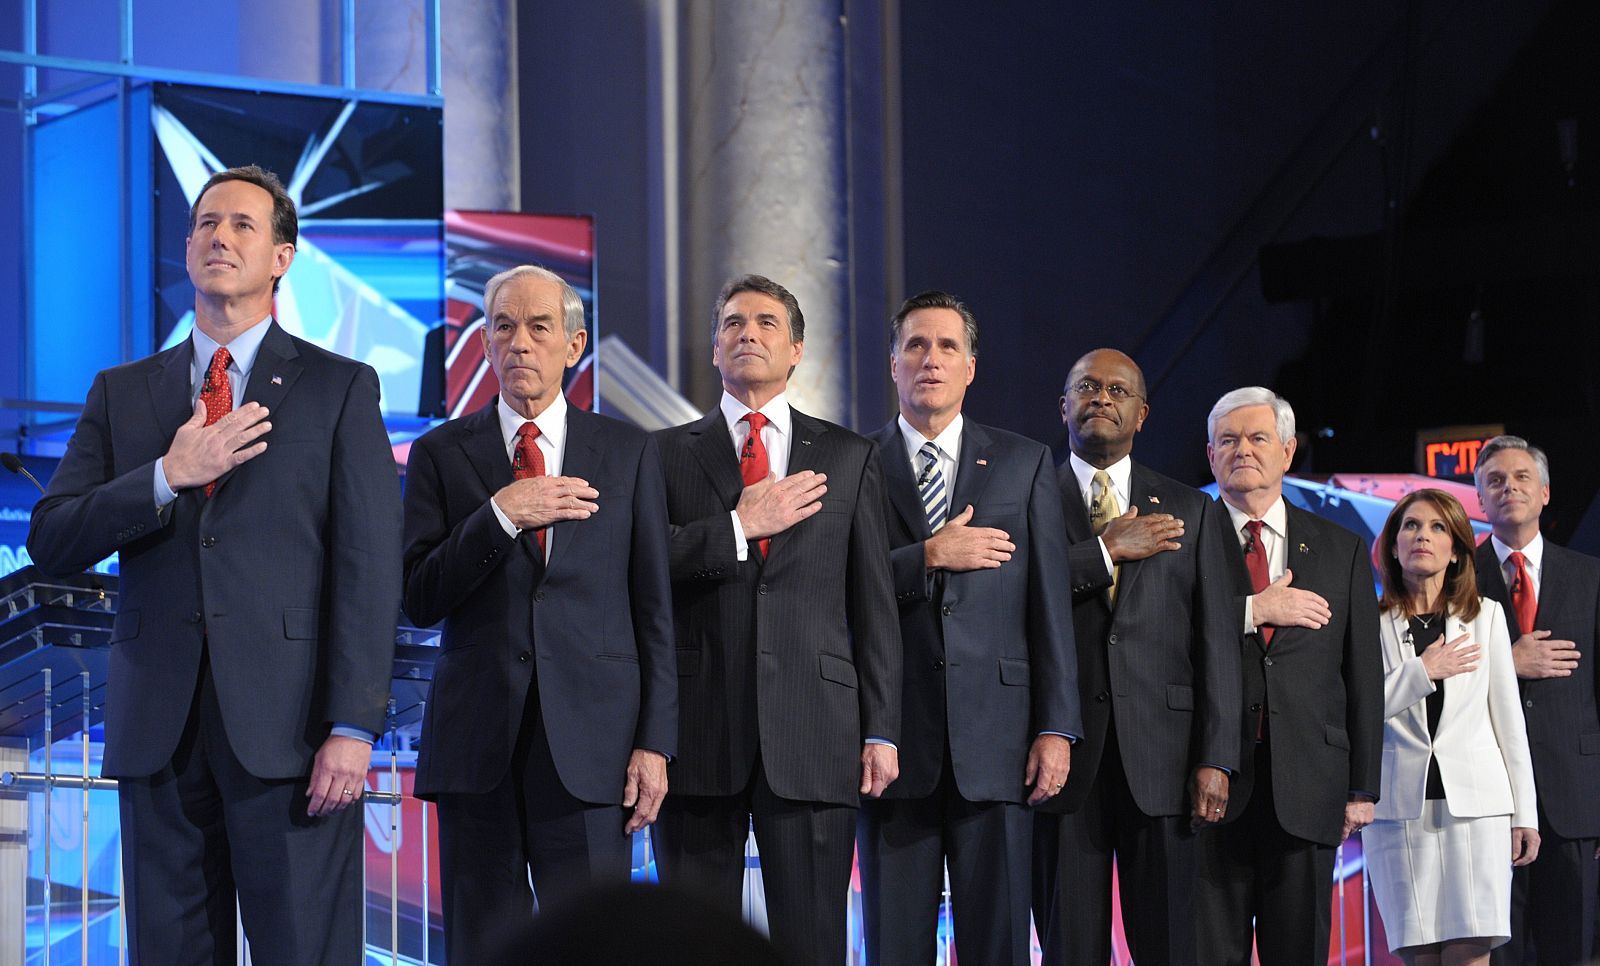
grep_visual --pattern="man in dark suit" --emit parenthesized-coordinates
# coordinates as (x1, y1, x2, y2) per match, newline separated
(855, 291, 1078, 966)
(27, 165, 401, 965)
(652, 274, 902, 966)
(1193, 386, 1383, 964)
(400, 266, 676, 962)
(1474, 435, 1599, 966)
(1031, 349, 1240, 966)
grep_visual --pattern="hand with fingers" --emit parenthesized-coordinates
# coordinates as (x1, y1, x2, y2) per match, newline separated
(924, 505, 1014, 572)
(305, 735, 371, 818)
(163, 398, 272, 490)
(493, 476, 600, 530)
(735, 470, 827, 540)
(1419, 632, 1480, 681)
(1100, 506, 1184, 563)
(622, 749, 669, 833)
(1509, 630, 1580, 679)
(1024, 734, 1072, 805)
(1252, 569, 1332, 630)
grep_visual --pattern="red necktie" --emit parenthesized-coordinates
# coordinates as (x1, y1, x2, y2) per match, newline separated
(1508, 551, 1537, 635)
(740, 412, 771, 558)
(513, 422, 547, 553)
(200, 347, 234, 497)
(1244, 520, 1274, 646)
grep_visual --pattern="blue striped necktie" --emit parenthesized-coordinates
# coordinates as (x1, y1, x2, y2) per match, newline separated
(918, 442, 947, 531)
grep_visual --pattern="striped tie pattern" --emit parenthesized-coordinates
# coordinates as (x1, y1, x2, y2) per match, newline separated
(917, 442, 947, 531)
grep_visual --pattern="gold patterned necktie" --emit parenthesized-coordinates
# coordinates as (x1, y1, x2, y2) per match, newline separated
(1090, 469, 1122, 601)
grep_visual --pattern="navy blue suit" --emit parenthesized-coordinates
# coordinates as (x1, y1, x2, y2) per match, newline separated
(28, 321, 402, 966)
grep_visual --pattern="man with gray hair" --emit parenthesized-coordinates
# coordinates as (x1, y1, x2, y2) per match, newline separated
(1193, 386, 1382, 963)
(1474, 435, 1599, 966)
(401, 265, 677, 962)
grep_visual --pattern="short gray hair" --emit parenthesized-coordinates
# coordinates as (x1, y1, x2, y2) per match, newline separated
(889, 290, 979, 358)
(1475, 434, 1550, 487)
(482, 265, 586, 338)
(712, 274, 805, 344)
(1207, 386, 1296, 444)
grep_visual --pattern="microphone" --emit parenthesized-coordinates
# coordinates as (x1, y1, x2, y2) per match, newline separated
(1, 452, 45, 495)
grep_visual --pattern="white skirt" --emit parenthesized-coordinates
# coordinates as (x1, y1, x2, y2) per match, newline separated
(1365, 801, 1512, 952)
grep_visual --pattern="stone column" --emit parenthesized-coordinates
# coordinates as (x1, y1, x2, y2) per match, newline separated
(676, 1, 853, 421)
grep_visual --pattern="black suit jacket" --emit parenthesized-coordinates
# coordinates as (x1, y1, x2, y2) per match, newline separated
(656, 407, 901, 807)
(27, 322, 402, 779)
(1475, 539, 1600, 839)
(870, 419, 1080, 804)
(402, 403, 677, 804)
(1219, 501, 1383, 846)
(1042, 461, 1240, 817)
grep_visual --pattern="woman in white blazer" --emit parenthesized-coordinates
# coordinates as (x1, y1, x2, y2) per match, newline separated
(1367, 489, 1540, 965)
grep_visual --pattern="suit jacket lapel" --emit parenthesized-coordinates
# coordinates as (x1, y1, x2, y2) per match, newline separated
(767, 409, 826, 558)
(460, 402, 512, 495)
(1059, 463, 1094, 544)
(1275, 506, 1324, 650)
(1113, 463, 1160, 601)
(877, 422, 931, 540)
(546, 408, 599, 574)
(1476, 542, 1518, 637)
(687, 409, 745, 510)
(947, 421, 993, 518)
(147, 342, 197, 444)
(212, 322, 304, 498)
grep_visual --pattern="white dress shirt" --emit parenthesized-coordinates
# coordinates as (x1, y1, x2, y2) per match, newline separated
(1490, 532, 1544, 602)
(897, 412, 963, 524)
(720, 390, 793, 561)
(1067, 451, 1133, 575)
(489, 390, 569, 563)
(1223, 495, 1288, 633)
(153, 315, 274, 506)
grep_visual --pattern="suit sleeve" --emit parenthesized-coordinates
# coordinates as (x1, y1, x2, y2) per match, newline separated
(400, 435, 520, 629)
(322, 365, 403, 733)
(1343, 534, 1384, 798)
(889, 542, 932, 602)
(1481, 600, 1538, 828)
(1066, 537, 1113, 603)
(1193, 495, 1243, 772)
(27, 372, 170, 575)
(666, 511, 740, 585)
(1025, 446, 1082, 738)
(627, 435, 678, 757)
(848, 447, 903, 744)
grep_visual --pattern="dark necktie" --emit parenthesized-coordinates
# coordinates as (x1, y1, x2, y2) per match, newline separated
(740, 412, 771, 558)
(1508, 551, 1537, 635)
(917, 442, 947, 531)
(200, 347, 234, 498)
(513, 422, 547, 553)
(1243, 520, 1274, 646)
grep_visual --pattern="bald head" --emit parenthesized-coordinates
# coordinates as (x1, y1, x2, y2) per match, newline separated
(1060, 348, 1149, 468)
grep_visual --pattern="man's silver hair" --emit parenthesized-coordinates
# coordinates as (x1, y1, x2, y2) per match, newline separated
(1475, 434, 1550, 487)
(482, 265, 586, 338)
(1206, 386, 1296, 444)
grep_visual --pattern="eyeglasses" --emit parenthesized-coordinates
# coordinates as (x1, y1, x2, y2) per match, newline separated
(1067, 379, 1142, 402)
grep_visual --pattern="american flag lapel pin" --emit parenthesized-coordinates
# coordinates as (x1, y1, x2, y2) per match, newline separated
(1298, 542, 1309, 553)
(1148, 495, 1161, 504)
(271, 374, 283, 386)
(975, 459, 987, 466)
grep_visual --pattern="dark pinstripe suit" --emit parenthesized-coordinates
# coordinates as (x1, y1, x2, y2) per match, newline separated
(1032, 460, 1240, 966)
(652, 406, 902, 966)
(1479, 539, 1600, 966)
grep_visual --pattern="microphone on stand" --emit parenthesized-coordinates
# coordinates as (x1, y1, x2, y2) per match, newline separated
(1, 452, 45, 495)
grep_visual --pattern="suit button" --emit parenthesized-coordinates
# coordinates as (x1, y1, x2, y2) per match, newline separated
(1263, 656, 1274, 667)
(534, 591, 545, 602)
(189, 611, 202, 624)
(1095, 691, 1108, 702)
(758, 584, 768, 596)
(941, 606, 952, 617)
(518, 651, 531, 663)
(1524, 699, 1534, 708)
(1250, 703, 1262, 712)
(201, 536, 216, 548)
(934, 660, 945, 670)
(1108, 633, 1118, 645)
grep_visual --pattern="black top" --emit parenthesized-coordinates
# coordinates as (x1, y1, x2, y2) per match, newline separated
(1409, 613, 1448, 800)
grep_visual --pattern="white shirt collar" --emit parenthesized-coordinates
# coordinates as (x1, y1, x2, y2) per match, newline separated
(1067, 451, 1132, 504)
(1223, 494, 1288, 539)
(897, 412, 964, 464)
(1491, 531, 1544, 572)
(497, 390, 569, 454)
(191, 315, 272, 381)
(720, 390, 792, 440)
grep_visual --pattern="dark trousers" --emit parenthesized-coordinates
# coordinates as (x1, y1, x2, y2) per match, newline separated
(1493, 801, 1599, 966)
(1032, 726, 1198, 966)
(652, 758, 856, 966)
(434, 683, 631, 965)
(1194, 742, 1335, 966)
(857, 752, 1033, 966)
(118, 656, 362, 966)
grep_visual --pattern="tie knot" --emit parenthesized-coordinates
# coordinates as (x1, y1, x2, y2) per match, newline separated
(1508, 550, 1527, 567)
(209, 347, 233, 375)
(517, 421, 541, 442)
(1093, 469, 1112, 492)
(1245, 520, 1265, 540)
(919, 442, 939, 463)
(743, 411, 768, 434)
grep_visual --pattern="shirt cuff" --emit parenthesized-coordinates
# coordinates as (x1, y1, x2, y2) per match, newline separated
(1243, 595, 1257, 634)
(1096, 536, 1114, 575)
(153, 457, 178, 508)
(489, 494, 520, 537)
(329, 724, 376, 744)
(1349, 790, 1376, 802)
(731, 510, 749, 562)
(1198, 762, 1232, 776)
(1039, 730, 1080, 744)
(864, 736, 897, 750)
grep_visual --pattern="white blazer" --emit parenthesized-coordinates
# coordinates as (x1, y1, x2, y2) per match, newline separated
(1374, 598, 1537, 827)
